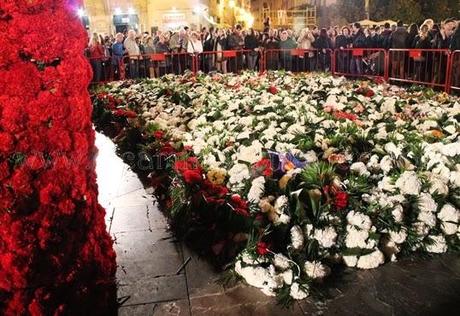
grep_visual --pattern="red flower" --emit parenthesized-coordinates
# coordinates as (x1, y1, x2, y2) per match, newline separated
(333, 111, 358, 121)
(154, 130, 165, 139)
(0, 132, 14, 153)
(201, 180, 229, 205)
(334, 191, 349, 210)
(230, 194, 250, 217)
(268, 85, 278, 94)
(256, 241, 270, 256)
(253, 158, 273, 177)
(113, 109, 137, 118)
(160, 143, 175, 155)
(182, 169, 203, 184)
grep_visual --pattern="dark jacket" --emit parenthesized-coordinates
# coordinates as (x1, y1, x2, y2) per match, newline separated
(366, 35, 380, 48)
(227, 33, 244, 50)
(352, 29, 367, 48)
(244, 34, 259, 50)
(391, 27, 408, 48)
(451, 28, 460, 51)
(314, 35, 332, 50)
(379, 29, 392, 49)
(203, 35, 216, 52)
(414, 35, 432, 50)
(433, 32, 451, 49)
(263, 37, 280, 49)
(335, 35, 351, 49)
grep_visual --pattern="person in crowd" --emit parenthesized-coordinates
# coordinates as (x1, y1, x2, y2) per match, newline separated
(169, 28, 189, 74)
(350, 22, 366, 76)
(88, 35, 105, 82)
(451, 21, 460, 87)
(407, 23, 419, 48)
(187, 31, 203, 54)
(215, 28, 228, 73)
(433, 18, 456, 84)
(203, 27, 217, 72)
(227, 25, 245, 73)
(379, 22, 392, 49)
(390, 20, 408, 79)
(297, 27, 316, 71)
(413, 24, 431, 82)
(111, 33, 125, 80)
(335, 26, 352, 73)
(244, 28, 259, 71)
(124, 30, 140, 79)
(263, 17, 270, 34)
(264, 28, 280, 70)
(279, 30, 297, 71)
(143, 36, 155, 78)
(314, 28, 332, 71)
(154, 34, 171, 77)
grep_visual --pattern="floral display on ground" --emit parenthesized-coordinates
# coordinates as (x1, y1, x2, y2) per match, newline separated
(92, 71, 460, 305)
(0, 0, 116, 314)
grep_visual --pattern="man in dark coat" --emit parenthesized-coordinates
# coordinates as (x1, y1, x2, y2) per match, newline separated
(350, 22, 366, 75)
(390, 20, 408, 79)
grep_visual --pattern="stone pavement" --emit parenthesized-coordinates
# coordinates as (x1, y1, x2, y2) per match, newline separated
(95, 133, 460, 316)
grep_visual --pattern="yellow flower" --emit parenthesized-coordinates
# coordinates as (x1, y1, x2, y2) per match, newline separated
(279, 174, 292, 190)
(206, 168, 227, 185)
(430, 130, 444, 139)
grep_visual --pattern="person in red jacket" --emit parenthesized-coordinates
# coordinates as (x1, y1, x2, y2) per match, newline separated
(88, 35, 105, 82)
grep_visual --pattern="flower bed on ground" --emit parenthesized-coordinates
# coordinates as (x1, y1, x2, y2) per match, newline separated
(92, 71, 460, 304)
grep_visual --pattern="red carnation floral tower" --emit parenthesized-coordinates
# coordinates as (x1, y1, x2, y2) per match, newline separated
(0, 0, 116, 314)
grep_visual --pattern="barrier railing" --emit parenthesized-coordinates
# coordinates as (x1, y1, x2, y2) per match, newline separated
(449, 50, 460, 94)
(88, 48, 459, 95)
(332, 48, 388, 80)
(197, 49, 262, 74)
(388, 49, 451, 90)
(263, 48, 333, 73)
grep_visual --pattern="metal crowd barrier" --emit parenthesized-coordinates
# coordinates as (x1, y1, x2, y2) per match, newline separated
(449, 50, 460, 94)
(263, 48, 333, 73)
(87, 48, 459, 95)
(197, 49, 261, 73)
(388, 49, 451, 90)
(332, 48, 388, 80)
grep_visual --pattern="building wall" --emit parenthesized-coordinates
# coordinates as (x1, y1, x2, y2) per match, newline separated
(82, 0, 250, 35)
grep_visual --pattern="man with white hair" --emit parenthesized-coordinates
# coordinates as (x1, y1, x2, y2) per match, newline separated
(124, 30, 140, 78)
(169, 28, 189, 74)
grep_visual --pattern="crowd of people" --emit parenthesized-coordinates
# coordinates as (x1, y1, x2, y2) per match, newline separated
(86, 17, 460, 85)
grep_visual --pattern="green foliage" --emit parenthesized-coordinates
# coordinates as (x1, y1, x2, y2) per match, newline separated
(301, 162, 337, 189)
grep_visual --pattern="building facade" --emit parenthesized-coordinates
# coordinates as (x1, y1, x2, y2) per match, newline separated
(81, 0, 253, 35)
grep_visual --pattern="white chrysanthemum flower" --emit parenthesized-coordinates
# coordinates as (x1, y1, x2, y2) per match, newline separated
(273, 253, 291, 270)
(290, 225, 304, 250)
(346, 211, 372, 230)
(350, 162, 370, 177)
(228, 163, 250, 185)
(426, 235, 448, 253)
(438, 204, 459, 235)
(235, 261, 283, 296)
(418, 193, 437, 213)
(345, 227, 369, 249)
(343, 255, 358, 267)
(282, 270, 293, 285)
(304, 261, 331, 279)
(380, 156, 393, 174)
(247, 176, 265, 203)
(441, 142, 460, 157)
(238, 140, 263, 164)
(274, 195, 288, 213)
(395, 171, 421, 195)
(356, 250, 385, 269)
(384, 142, 402, 157)
(290, 282, 308, 300)
(449, 171, 460, 188)
(379, 176, 396, 193)
(313, 226, 338, 248)
(429, 173, 449, 196)
(389, 229, 407, 244)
